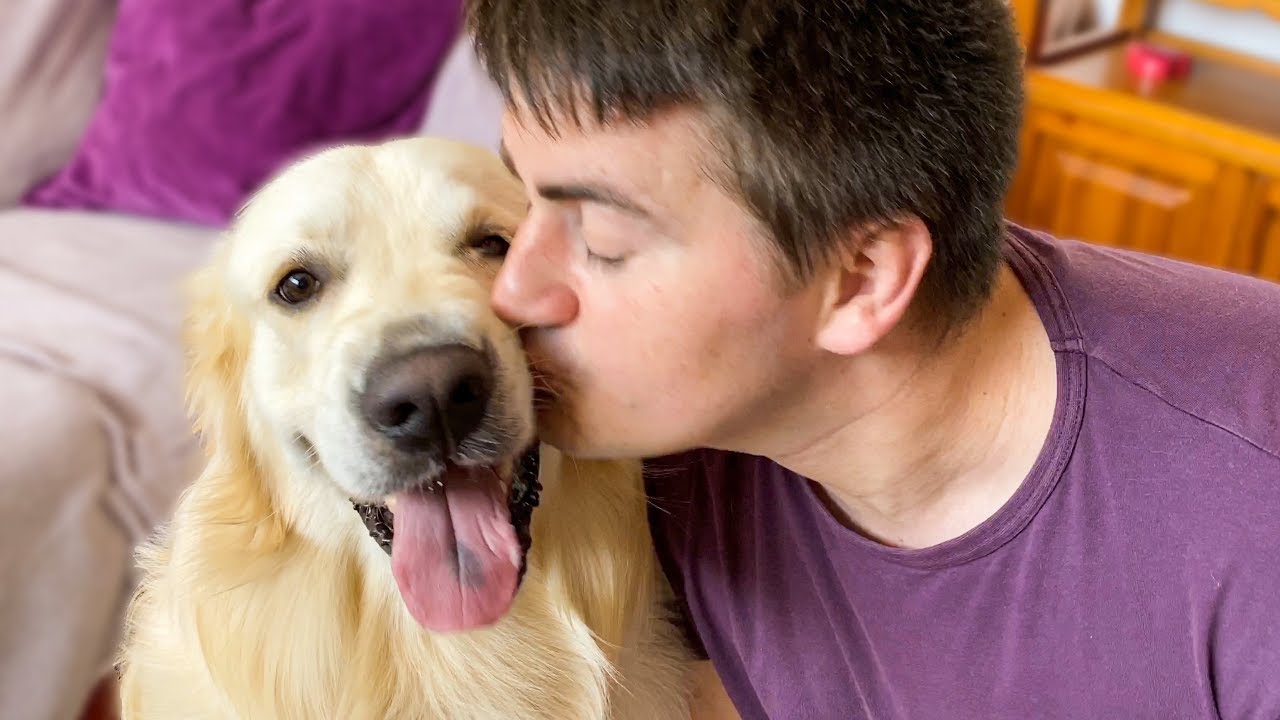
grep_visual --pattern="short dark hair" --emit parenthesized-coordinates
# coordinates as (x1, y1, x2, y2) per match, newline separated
(467, 0, 1025, 328)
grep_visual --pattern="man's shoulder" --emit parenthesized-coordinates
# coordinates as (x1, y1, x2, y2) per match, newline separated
(1013, 226, 1280, 458)
(1013, 225, 1280, 350)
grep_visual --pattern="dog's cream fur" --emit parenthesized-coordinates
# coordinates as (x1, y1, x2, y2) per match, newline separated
(117, 137, 692, 719)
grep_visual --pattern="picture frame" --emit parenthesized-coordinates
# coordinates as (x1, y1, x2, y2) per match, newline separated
(1028, 0, 1149, 62)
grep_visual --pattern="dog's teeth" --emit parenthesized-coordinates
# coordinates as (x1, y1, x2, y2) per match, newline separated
(385, 496, 398, 511)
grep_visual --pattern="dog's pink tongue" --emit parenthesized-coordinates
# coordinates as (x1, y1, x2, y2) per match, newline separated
(390, 466, 521, 633)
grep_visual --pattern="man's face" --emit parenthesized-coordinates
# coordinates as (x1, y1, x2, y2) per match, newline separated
(493, 107, 827, 459)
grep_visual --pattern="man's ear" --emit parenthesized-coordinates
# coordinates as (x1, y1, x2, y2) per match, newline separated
(814, 215, 932, 356)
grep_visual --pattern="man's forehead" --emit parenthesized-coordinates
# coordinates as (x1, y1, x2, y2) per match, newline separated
(499, 107, 711, 174)
(497, 139, 517, 178)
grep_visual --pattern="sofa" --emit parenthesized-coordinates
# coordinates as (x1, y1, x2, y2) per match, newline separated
(0, 3, 504, 718)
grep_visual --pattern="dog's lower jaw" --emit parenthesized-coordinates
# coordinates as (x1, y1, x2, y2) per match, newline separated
(351, 443, 542, 579)
(508, 445, 542, 573)
(354, 503, 395, 554)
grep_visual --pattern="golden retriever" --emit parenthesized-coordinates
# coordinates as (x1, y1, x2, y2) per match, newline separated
(116, 137, 693, 719)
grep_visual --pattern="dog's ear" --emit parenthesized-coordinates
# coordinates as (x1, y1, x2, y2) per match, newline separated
(182, 242, 251, 464)
(178, 240, 285, 552)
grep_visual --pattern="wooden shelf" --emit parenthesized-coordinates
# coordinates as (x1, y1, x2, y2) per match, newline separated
(1040, 40, 1280, 137)
(1197, 0, 1280, 21)
(1025, 40, 1280, 175)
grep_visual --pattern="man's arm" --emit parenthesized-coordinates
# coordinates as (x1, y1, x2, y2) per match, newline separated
(689, 661, 742, 720)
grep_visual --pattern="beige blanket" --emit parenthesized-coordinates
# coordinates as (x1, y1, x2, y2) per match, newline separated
(0, 208, 214, 720)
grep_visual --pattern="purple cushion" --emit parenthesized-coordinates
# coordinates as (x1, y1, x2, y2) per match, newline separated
(24, 0, 460, 226)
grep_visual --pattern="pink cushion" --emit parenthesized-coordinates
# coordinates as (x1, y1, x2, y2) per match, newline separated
(24, 0, 460, 226)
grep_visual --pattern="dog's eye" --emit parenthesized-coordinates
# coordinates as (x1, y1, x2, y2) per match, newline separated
(275, 269, 321, 305)
(468, 234, 510, 259)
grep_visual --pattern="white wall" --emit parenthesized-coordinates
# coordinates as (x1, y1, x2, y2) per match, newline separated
(1157, 0, 1280, 63)
(1095, 0, 1126, 29)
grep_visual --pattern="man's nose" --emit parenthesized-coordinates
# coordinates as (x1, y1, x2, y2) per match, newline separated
(491, 217, 579, 328)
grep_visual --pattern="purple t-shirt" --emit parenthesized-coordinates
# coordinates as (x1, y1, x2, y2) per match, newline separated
(645, 225, 1280, 719)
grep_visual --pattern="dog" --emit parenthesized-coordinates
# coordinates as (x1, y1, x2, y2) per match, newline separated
(116, 137, 693, 719)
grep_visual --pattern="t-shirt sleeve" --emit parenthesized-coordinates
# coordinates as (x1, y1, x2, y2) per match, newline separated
(644, 451, 711, 661)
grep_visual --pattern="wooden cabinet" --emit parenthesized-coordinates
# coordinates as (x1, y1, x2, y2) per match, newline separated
(1005, 40, 1280, 279)
(1009, 108, 1254, 270)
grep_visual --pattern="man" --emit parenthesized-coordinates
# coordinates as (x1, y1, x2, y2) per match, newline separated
(466, 1, 1280, 717)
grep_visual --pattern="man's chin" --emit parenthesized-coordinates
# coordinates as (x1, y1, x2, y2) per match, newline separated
(531, 418, 591, 456)
(536, 426, 659, 461)
(530, 413, 603, 458)
(534, 405, 679, 460)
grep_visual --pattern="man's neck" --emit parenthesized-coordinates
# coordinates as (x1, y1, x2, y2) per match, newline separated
(771, 264, 1058, 550)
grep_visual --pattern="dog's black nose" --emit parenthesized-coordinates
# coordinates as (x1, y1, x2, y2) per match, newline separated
(361, 344, 493, 454)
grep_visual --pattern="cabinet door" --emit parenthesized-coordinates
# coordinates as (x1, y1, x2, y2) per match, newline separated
(1006, 109, 1251, 271)
(1249, 181, 1280, 282)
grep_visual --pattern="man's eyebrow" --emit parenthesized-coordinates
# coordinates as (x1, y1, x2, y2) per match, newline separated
(498, 141, 650, 219)
(536, 183, 651, 219)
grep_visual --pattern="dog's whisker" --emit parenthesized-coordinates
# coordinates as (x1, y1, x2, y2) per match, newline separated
(291, 432, 323, 471)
